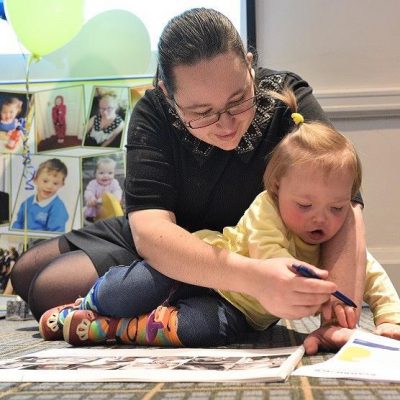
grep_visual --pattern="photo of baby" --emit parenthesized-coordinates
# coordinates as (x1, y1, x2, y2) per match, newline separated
(81, 152, 125, 225)
(0, 92, 31, 154)
(10, 155, 80, 234)
(83, 87, 129, 149)
(34, 86, 85, 152)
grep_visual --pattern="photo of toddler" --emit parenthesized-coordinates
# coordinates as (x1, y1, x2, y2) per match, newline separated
(34, 86, 85, 152)
(83, 157, 123, 223)
(12, 158, 69, 232)
(51, 95, 67, 144)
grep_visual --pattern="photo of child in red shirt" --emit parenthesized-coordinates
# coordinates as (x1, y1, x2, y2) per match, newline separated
(51, 95, 67, 144)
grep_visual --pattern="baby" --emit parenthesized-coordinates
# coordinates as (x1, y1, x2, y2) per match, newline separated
(0, 97, 23, 150)
(84, 157, 123, 222)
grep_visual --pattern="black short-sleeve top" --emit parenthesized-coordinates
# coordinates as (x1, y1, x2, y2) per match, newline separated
(125, 68, 334, 233)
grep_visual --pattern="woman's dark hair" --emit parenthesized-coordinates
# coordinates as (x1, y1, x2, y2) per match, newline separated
(155, 8, 248, 96)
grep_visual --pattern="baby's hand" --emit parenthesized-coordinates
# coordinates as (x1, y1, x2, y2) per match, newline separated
(375, 323, 400, 340)
(303, 325, 354, 355)
(87, 198, 98, 207)
(321, 300, 357, 329)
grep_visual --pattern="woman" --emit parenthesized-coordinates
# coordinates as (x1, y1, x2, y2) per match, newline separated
(11, 8, 365, 353)
(83, 91, 124, 148)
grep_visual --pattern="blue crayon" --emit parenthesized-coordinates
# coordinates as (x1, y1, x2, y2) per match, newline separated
(292, 264, 357, 308)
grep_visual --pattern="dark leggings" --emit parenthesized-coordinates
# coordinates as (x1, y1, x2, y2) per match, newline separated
(10, 236, 99, 321)
(90, 261, 249, 346)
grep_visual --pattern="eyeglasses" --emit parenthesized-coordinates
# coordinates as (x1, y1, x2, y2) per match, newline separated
(99, 107, 115, 113)
(174, 95, 257, 129)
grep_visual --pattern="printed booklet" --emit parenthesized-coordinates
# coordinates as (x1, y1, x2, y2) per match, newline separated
(0, 345, 305, 383)
(293, 329, 400, 382)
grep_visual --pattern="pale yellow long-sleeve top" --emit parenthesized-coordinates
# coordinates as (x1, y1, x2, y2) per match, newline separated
(195, 191, 400, 330)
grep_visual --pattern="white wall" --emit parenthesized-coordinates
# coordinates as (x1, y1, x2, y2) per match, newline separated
(255, 0, 400, 286)
(256, 0, 400, 91)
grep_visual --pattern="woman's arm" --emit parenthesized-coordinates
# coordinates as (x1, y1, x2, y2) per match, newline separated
(305, 206, 366, 353)
(320, 203, 366, 325)
(129, 209, 337, 321)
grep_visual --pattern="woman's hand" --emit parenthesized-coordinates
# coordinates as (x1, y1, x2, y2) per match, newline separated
(249, 258, 337, 320)
(320, 204, 366, 323)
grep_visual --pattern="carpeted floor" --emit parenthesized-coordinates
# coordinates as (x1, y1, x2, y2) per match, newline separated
(0, 308, 399, 399)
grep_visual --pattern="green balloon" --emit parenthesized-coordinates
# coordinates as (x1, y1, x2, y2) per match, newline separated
(45, 9, 152, 78)
(5, 0, 84, 57)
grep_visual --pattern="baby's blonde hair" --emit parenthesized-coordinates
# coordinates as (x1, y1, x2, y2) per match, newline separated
(263, 89, 362, 203)
(96, 157, 116, 172)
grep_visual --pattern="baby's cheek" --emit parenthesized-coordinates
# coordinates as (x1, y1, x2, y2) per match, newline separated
(282, 208, 305, 232)
(331, 215, 347, 235)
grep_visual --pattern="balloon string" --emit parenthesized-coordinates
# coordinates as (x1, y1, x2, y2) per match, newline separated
(22, 54, 37, 251)
(23, 54, 36, 129)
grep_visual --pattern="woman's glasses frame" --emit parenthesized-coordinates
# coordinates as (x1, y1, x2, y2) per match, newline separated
(170, 69, 257, 129)
(174, 95, 257, 129)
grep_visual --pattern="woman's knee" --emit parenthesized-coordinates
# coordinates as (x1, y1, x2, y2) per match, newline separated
(28, 250, 98, 319)
(96, 261, 176, 317)
(10, 237, 66, 301)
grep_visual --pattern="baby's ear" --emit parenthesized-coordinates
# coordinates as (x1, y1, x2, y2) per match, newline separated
(272, 179, 280, 195)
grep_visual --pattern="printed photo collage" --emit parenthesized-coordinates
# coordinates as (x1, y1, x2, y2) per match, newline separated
(0, 83, 152, 256)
